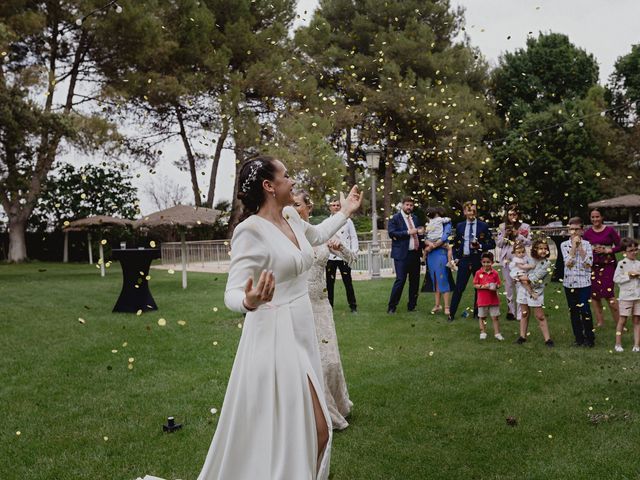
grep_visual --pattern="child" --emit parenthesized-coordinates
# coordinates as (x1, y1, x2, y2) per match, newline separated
(425, 207, 456, 270)
(561, 217, 595, 347)
(473, 252, 504, 341)
(613, 237, 640, 352)
(509, 241, 538, 300)
(515, 238, 555, 347)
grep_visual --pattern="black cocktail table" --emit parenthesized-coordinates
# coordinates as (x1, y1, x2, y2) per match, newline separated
(111, 248, 161, 313)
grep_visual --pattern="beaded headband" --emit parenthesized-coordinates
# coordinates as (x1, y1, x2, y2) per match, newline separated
(240, 160, 263, 193)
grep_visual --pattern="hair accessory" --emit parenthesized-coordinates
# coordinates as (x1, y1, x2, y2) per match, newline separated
(241, 160, 263, 193)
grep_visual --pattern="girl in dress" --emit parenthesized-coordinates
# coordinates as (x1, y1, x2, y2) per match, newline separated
(293, 190, 355, 430)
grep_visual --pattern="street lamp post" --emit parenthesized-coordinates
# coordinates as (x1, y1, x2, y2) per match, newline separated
(365, 146, 382, 279)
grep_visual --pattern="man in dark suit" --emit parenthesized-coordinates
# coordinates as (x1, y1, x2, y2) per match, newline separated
(448, 201, 496, 322)
(387, 197, 424, 313)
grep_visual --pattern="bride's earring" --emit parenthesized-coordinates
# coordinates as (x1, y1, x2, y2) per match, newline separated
(272, 191, 276, 198)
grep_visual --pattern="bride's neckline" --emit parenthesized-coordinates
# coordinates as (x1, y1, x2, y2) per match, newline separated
(254, 212, 301, 252)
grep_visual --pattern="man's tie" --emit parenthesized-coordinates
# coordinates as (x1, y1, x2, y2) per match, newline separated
(407, 215, 418, 251)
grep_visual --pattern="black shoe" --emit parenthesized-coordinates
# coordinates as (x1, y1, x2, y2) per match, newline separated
(387, 308, 396, 314)
(350, 308, 358, 314)
(447, 315, 454, 323)
(572, 342, 584, 347)
(515, 336, 527, 344)
(408, 308, 417, 313)
(506, 313, 516, 321)
(545, 339, 555, 348)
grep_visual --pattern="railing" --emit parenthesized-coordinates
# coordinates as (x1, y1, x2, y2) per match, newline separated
(160, 223, 636, 273)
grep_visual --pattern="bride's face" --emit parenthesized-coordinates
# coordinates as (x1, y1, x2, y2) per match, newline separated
(293, 194, 312, 221)
(267, 160, 296, 206)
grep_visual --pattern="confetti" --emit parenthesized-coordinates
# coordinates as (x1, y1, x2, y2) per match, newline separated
(111, 349, 118, 353)
(168, 269, 175, 274)
(128, 357, 135, 363)
(103, 436, 109, 441)
(158, 318, 167, 326)
(136, 309, 143, 316)
(237, 323, 243, 329)
(210, 408, 218, 415)
(177, 320, 186, 326)
(213, 341, 218, 346)
(16, 431, 21, 436)
(78, 318, 86, 324)
(150, 241, 156, 248)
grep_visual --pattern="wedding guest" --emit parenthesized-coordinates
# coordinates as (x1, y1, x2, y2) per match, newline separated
(613, 237, 640, 353)
(326, 198, 359, 313)
(387, 197, 424, 313)
(514, 238, 555, 347)
(422, 206, 454, 315)
(473, 252, 504, 341)
(496, 205, 532, 320)
(561, 217, 595, 347)
(294, 190, 354, 429)
(448, 201, 496, 322)
(583, 208, 621, 327)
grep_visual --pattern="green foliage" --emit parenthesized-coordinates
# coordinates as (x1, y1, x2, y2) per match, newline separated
(29, 163, 139, 231)
(492, 32, 600, 124)
(607, 44, 640, 124)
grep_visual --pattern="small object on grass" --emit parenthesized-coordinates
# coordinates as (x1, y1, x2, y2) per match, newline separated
(163, 416, 182, 433)
(506, 416, 518, 427)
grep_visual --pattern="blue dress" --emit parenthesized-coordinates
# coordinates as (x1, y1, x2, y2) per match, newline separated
(424, 222, 453, 293)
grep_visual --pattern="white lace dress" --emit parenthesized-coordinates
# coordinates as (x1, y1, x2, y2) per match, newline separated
(308, 243, 355, 430)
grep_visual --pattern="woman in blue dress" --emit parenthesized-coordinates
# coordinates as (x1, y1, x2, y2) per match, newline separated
(422, 207, 455, 315)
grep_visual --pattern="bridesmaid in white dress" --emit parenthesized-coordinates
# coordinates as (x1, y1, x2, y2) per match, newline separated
(293, 190, 355, 431)
(139, 156, 362, 480)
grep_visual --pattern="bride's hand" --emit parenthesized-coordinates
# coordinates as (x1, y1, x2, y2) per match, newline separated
(243, 269, 275, 310)
(339, 185, 363, 217)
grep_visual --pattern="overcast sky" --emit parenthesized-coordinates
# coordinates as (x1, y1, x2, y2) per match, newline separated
(63, 1, 640, 215)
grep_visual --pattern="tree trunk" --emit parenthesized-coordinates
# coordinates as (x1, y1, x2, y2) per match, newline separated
(383, 148, 393, 229)
(205, 115, 230, 208)
(226, 144, 246, 238)
(176, 106, 202, 207)
(7, 218, 27, 263)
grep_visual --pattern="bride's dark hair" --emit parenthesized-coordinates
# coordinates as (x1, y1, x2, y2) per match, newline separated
(237, 155, 278, 220)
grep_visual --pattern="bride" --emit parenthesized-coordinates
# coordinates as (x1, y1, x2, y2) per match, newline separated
(138, 155, 361, 480)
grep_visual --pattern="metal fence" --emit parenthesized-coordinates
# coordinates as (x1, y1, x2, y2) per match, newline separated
(161, 223, 636, 274)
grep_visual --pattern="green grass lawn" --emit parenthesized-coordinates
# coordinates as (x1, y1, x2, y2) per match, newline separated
(2, 262, 639, 480)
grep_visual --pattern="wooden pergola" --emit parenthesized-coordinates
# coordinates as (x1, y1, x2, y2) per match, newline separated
(588, 194, 640, 238)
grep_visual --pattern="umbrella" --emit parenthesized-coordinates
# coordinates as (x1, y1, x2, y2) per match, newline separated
(588, 194, 640, 238)
(64, 216, 134, 276)
(134, 205, 221, 288)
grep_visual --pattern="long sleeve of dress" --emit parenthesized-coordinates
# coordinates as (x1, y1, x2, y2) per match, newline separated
(330, 245, 358, 265)
(347, 219, 359, 252)
(224, 223, 270, 313)
(284, 206, 348, 246)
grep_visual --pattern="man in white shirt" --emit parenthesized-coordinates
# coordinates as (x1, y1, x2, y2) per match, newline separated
(326, 198, 359, 313)
(561, 216, 595, 347)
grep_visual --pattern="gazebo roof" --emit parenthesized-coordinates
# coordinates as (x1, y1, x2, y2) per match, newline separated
(134, 204, 221, 229)
(63, 215, 134, 231)
(588, 194, 640, 209)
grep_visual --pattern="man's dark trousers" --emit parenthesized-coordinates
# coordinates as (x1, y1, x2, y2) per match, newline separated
(388, 250, 421, 311)
(449, 254, 482, 318)
(326, 259, 357, 310)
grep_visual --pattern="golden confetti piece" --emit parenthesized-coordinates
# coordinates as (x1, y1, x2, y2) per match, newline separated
(213, 307, 219, 312)
(103, 436, 109, 441)
(63, 220, 70, 226)
(128, 357, 135, 363)
(122, 342, 128, 347)
(210, 408, 218, 415)
(157, 318, 167, 327)
(588, 406, 593, 411)
(16, 431, 21, 436)
(168, 269, 175, 274)
(136, 309, 143, 316)
(548, 434, 553, 439)
(177, 320, 186, 326)
(78, 318, 86, 324)
(111, 349, 118, 353)
(145, 275, 151, 280)
(213, 341, 218, 346)
(428, 351, 434, 357)
(368, 346, 374, 350)
(616, 332, 622, 336)
(128, 364, 134, 370)
(150, 241, 157, 248)
(101, 239, 107, 245)
(237, 323, 243, 329)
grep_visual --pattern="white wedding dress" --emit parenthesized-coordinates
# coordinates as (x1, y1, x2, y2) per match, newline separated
(308, 244, 355, 430)
(138, 206, 347, 480)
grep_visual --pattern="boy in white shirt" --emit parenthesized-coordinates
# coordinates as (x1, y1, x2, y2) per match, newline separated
(613, 237, 640, 352)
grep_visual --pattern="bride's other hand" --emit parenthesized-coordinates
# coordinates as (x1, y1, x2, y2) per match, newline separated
(339, 185, 363, 217)
(243, 269, 275, 310)
(327, 239, 342, 251)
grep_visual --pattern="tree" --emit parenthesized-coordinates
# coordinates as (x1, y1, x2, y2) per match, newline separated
(295, 0, 493, 224)
(491, 32, 599, 124)
(144, 174, 188, 212)
(30, 162, 139, 231)
(607, 44, 640, 124)
(0, 0, 123, 261)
